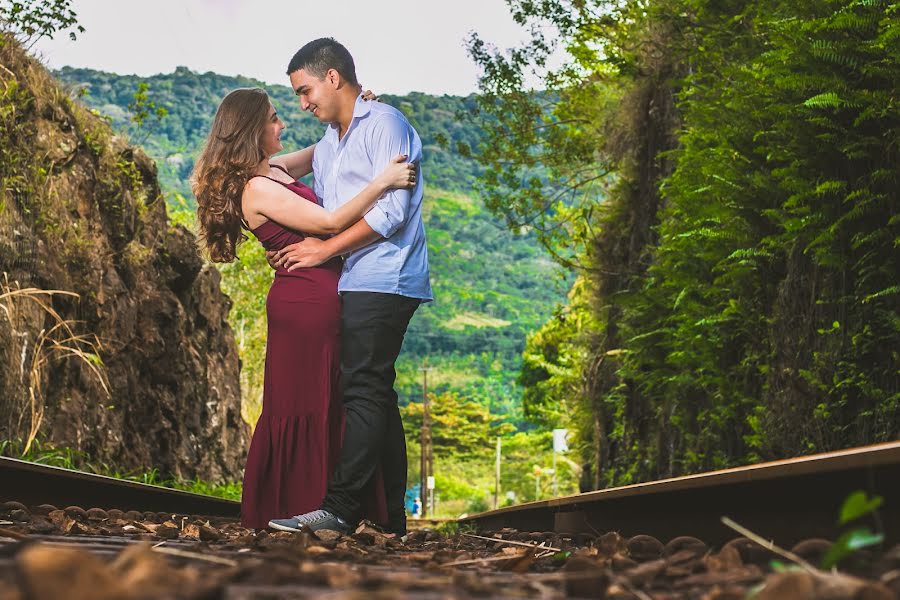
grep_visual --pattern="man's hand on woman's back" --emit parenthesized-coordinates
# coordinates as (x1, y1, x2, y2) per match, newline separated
(265, 250, 281, 270)
(270, 238, 331, 271)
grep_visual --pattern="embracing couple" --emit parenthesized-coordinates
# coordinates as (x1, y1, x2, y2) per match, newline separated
(192, 38, 431, 537)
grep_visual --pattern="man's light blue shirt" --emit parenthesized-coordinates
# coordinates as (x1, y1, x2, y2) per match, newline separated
(313, 95, 432, 301)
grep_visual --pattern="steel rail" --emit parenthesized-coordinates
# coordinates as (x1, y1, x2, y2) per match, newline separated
(0, 456, 240, 517)
(462, 441, 900, 545)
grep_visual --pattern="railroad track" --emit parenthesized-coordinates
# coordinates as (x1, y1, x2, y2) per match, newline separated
(1, 444, 899, 598)
(462, 441, 900, 546)
(0, 456, 239, 518)
(4, 442, 899, 544)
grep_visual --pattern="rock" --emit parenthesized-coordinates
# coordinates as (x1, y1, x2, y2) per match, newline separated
(624, 558, 666, 586)
(854, 582, 895, 600)
(353, 522, 390, 547)
(627, 534, 664, 561)
(529, 531, 548, 543)
(306, 545, 332, 556)
(598, 532, 626, 557)
(423, 529, 441, 542)
(181, 524, 201, 539)
(606, 585, 641, 599)
(665, 536, 708, 558)
(32, 505, 58, 516)
(873, 544, 900, 581)
(153, 523, 179, 540)
(28, 518, 56, 535)
(15, 545, 125, 600)
(315, 529, 343, 543)
(702, 587, 748, 600)
(63, 506, 87, 521)
(0, 37, 248, 484)
(451, 571, 495, 596)
(806, 571, 892, 600)
(47, 510, 66, 528)
(404, 530, 427, 544)
(790, 539, 832, 565)
(198, 524, 221, 542)
(99, 525, 124, 537)
(1, 502, 28, 515)
(612, 552, 639, 571)
(665, 549, 705, 577)
(721, 537, 775, 566)
(675, 566, 764, 590)
(704, 545, 743, 572)
(9, 510, 29, 522)
(85, 508, 108, 521)
(563, 556, 609, 598)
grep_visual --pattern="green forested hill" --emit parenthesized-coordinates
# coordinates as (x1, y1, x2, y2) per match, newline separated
(56, 66, 484, 198)
(53, 66, 570, 442)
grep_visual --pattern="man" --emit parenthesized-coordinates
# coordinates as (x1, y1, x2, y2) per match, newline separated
(268, 38, 432, 537)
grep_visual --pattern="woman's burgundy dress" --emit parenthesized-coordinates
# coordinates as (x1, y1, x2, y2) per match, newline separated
(240, 173, 386, 529)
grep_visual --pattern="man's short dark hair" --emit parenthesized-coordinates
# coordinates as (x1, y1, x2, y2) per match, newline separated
(286, 38, 358, 86)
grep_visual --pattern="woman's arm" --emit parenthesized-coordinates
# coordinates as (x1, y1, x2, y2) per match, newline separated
(244, 155, 414, 235)
(269, 144, 315, 179)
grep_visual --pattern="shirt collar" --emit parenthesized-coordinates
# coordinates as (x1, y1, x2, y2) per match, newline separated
(325, 94, 371, 145)
(351, 93, 372, 119)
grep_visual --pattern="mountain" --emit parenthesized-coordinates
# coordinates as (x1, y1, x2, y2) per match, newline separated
(56, 66, 484, 200)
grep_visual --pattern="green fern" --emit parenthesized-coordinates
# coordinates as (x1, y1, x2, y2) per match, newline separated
(810, 40, 862, 68)
(863, 286, 900, 303)
(803, 92, 843, 108)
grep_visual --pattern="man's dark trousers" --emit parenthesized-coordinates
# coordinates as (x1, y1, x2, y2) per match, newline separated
(321, 291, 419, 535)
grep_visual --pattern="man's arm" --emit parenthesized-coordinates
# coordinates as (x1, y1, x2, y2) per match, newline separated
(362, 114, 418, 239)
(271, 219, 383, 270)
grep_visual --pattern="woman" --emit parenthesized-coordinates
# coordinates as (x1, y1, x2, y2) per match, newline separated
(192, 88, 414, 529)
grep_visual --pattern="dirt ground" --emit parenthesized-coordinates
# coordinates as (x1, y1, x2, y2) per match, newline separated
(1, 501, 898, 599)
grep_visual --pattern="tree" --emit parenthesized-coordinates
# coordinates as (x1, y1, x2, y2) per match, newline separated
(471, 0, 899, 488)
(0, 0, 83, 49)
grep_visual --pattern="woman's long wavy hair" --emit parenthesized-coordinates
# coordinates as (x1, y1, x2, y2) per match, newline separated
(192, 88, 271, 262)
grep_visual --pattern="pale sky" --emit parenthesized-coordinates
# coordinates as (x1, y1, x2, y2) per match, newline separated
(31, 0, 543, 96)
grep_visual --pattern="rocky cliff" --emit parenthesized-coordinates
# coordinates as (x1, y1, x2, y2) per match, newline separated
(0, 36, 248, 482)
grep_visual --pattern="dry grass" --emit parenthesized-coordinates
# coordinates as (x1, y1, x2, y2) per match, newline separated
(0, 274, 110, 454)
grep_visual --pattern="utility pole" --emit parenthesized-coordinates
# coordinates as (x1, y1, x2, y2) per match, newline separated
(552, 449, 558, 496)
(493, 437, 501, 510)
(419, 363, 433, 517)
(552, 429, 568, 497)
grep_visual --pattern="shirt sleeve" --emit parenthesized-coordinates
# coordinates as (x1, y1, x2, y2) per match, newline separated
(363, 114, 419, 238)
(312, 146, 324, 206)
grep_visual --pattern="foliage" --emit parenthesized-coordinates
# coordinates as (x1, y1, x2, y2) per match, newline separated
(467, 11, 615, 267)
(435, 520, 476, 537)
(0, 279, 109, 455)
(821, 490, 885, 569)
(127, 81, 168, 144)
(0, 436, 241, 501)
(402, 391, 516, 455)
(0, 0, 83, 49)
(472, 0, 899, 487)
